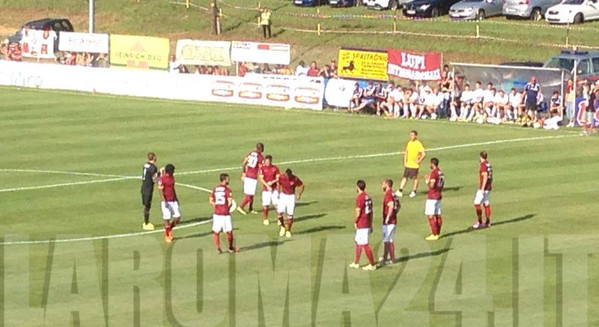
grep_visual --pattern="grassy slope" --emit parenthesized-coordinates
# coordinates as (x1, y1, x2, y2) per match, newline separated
(1, 0, 599, 66)
(1, 87, 599, 326)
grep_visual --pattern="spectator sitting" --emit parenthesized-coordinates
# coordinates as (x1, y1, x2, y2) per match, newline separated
(319, 65, 334, 78)
(0, 40, 7, 59)
(6, 41, 22, 62)
(352, 81, 377, 113)
(307, 61, 319, 77)
(262, 64, 272, 74)
(330, 59, 338, 77)
(458, 84, 473, 121)
(169, 55, 181, 73)
(295, 61, 308, 76)
(279, 65, 292, 75)
(549, 90, 562, 116)
(494, 89, 509, 122)
(348, 82, 363, 111)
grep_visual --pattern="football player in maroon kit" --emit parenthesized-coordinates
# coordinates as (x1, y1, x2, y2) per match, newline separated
(258, 155, 280, 226)
(379, 179, 400, 265)
(210, 173, 239, 253)
(473, 151, 493, 229)
(277, 169, 304, 238)
(349, 180, 377, 271)
(237, 143, 265, 215)
(158, 164, 181, 243)
(424, 158, 444, 241)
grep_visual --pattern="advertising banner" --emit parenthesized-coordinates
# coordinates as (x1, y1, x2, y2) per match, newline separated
(58, 32, 109, 53)
(175, 40, 232, 66)
(20, 29, 57, 59)
(0, 61, 324, 110)
(230, 42, 291, 65)
(109, 34, 169, 70)
(387, 49, 442, 81)
(574, 97, 599, 127)
(337, 48, 388, 81)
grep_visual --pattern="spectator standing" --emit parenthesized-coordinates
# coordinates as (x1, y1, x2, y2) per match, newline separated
(565, 79, 576, 127)
(581, 87, 597, 136)
(295, 61, 308, 76)
(524, 76, 541, 122)
(260, 7, 272, 39)
(7, 41, 22, 62)
(307, 61, 319, 77)
(169, 55, 181, 73)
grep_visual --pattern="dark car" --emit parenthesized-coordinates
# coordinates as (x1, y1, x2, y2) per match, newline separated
(329, 0, 356, 7)
(403, 0, 461, 17)
(293, 0, 328, 6)
(8, 18, 74, 43)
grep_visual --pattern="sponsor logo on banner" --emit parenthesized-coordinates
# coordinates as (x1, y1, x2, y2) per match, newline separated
(58, 32, 109, 53)
(387, 49, 442, 81)
(266, 84, 291, 102)
(211, 80, 235, 97)
(110, 34, 169, 70)
(231, 41, 291, 65)
(337, 48, 388, 81)
(175, 40, 232, 66)
(239, 82, 263, 99)
(295, 86, 323, 105)
(20, 29, 57, 59)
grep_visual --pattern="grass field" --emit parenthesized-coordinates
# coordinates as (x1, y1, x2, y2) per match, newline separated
(1, 0, 599, 65)
(1, 86, 598, 326)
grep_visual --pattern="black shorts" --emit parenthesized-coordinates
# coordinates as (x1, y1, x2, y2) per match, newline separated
(525, 101, 536, 111)
(141, 190, 153, 208)
(403, 167, 419, 179)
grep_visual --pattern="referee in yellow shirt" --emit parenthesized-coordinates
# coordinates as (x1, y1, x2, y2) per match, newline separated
(396, 130, 426, 198)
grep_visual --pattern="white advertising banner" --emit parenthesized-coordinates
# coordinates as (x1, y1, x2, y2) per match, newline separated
(58, 32, 109, 53)
(231, 42, 291, 65)
(324, 78, 359, 108)
(20, 29, 57, 59)
(0, 61, 324, 110)
(175, 40, 232, 66)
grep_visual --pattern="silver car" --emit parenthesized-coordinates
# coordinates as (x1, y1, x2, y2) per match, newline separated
(502, 0, 562, 20)
(449, 0, 503, 19)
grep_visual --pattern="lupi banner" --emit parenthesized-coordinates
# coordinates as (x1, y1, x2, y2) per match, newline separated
(387, 49, 442, 81)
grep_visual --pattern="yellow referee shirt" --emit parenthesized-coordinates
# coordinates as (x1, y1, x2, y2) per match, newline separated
(405, 140, 425, 169)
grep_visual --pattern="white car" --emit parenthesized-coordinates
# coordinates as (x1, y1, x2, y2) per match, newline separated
(545, 0, 599, 24)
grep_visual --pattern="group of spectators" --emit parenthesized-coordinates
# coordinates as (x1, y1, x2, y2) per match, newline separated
(55, 52, 109, 68)
(0, 40, 22, 61)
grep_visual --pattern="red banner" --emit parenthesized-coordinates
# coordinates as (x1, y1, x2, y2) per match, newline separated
(386, 49, 442, 81)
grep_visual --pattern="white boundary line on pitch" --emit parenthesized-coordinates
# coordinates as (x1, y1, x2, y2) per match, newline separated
(0, 177, 132, 193)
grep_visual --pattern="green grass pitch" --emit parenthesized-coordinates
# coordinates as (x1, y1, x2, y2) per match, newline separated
(1, 86, 598, 326)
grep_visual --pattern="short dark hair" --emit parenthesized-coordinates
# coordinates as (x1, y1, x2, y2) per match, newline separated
(285, 168, 293, 178)
(256, 143, 264, 151)
(220, 173, 229, 182)
(147, 152, 156, 161)
(430, 158, 439, 166)
(265, 155, 273, 161)
(480, 151, 488, 159)
(165, 164, 175, 175)
(385, 179, 393, 188)
(357, 180, 366, 191)
(410, 130, 418, 136)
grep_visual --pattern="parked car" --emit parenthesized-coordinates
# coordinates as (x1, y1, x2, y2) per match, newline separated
(449, 0, 503, 19)
(294, 0, 328, 6)
(403, 0, 462, 17)
(330, 0, 357, 6)
(500, 61, 544, 66)
(502, 0, 562, 20)
(8, 18, 74, 44)
(364, 0, 405, 10)
(544, 50, 599, 82)
(545, 0, 599, 24)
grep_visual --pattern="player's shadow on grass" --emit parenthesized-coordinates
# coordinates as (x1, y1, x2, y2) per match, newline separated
(294, 213, 327, 222)
(296, 225, 345, 235)
(242, 239, 288, 252)
(396, 247, 451, 263)
(442, 214, 536, 239)
(184, 216, 213, 224)
(296, 201, 318, 208)
(177, 227, 239, 241)
(443, 186, 462, 192)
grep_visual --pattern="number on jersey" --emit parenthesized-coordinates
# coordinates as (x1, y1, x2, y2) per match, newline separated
(214, 191, 226, 205)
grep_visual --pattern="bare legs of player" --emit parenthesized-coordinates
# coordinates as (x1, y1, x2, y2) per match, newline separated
(427, 215, 442, 237)
(277, 213, 293, 238)
(353, 243, 375, 267)
(382, 241, 395, 263)
(213, 231, 239, 253)
(164, 216, 180, 243)
(474, 204, 492, 228)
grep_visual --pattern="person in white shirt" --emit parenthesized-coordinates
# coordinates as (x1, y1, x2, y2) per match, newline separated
(459, 84, 473, 121)
(494, 89, 510, 121)
(378, 83, 396, 117)
(507, 88, 522, 122)
(419, 87, 436, 119)
(483, 88, 497, 118)
(295, 61, 309, 76)
(169, 55, 181, 73)
(404, 88, 419, 118)
(470, 81, 485, 120)
(387, 85, 404, 118)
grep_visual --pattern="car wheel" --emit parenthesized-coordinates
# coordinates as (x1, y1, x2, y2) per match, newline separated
(431, 7, 440, 17)
(375, 4, 382, 9)
(573, 13, 584, 24)
(530, 8, 541, 21)
(477, 9, 486, 20)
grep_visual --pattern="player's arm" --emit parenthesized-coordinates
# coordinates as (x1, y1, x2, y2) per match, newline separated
(258, 173, 270, 190)
(354, 206, 361, 230)
(480, 172, 488, 191)
(208, 192, 215, 207)
(158, 180, 166, 201)
(385, 200, 394, 225)
(425, 174, 436, 188)
(241, 156, 249, 178)
(296, 184, 304, 200)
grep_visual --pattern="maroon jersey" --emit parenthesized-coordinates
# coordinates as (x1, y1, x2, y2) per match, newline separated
(479, 160, 493, 191)
(259, 164, 280, 191)
(355, 192, 373, 229)
(279, 174, 303, 195)
(382, 189, 399, 225)
(159, 175, 177, 202)
(244, 151, 264, 179)
(211, 185, 233, 215)
(427, 168, 444, 200)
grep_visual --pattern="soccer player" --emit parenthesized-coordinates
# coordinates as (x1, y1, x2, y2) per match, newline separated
(258, 155, 280, 225)
(424, 158, 444, 241)
(277, 169, 304, 238)
(210, 173, 239, 253)
(473, 151, 493, 229)
(380, 179, 400, 265)
(140, 152, 158, 230)
(158, 164, 181, 243)
(396, 130, 426, 198)
(237, 143, 265, 215)
(349, 180, 376, 271)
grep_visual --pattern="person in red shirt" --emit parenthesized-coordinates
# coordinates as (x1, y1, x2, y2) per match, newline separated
(158, 164, 181, 243)
(307, 61, 319, 77)
(237, 143, 265, 215)
(473, 151, 493, 229)
(258, 155, 280, 225)
(379, 179, 400, 265)
(209, 173, 239, 253)
(424, 158, 444, 241)
(277, 168, 304, 238)
(349, 180, 377, 271)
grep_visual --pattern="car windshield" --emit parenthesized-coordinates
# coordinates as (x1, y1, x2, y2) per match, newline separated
(563, 0, 584, 4)
(463, 0, 484, 2)
(545, 57, 575, 72)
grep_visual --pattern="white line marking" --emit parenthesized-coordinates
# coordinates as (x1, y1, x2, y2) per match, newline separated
(0, 169, 130, 179)
(0, 220, 213, 246)
(0, 177, 132, 193)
